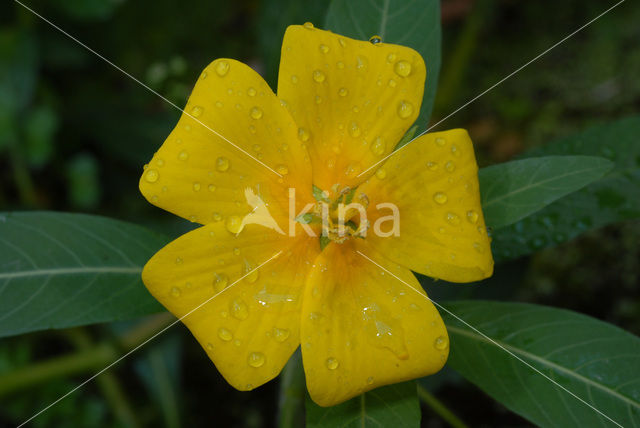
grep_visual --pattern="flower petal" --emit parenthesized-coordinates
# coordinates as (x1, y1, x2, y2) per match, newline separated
(140, 59, 313, 226)
(356, 129, 494, 282)
(300, 240, 448, 407)
(277, 24, 425, 192)
(142, 224, 319, 390)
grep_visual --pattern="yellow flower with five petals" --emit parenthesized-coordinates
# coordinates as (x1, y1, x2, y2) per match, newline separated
(139, 23, 493, 407)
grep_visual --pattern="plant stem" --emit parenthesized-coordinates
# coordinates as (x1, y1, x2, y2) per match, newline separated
(0, 313, 174, 398)
(417, 384, 469, 428)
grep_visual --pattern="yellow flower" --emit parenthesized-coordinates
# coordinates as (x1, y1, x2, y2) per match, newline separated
(139, 23, 493, 407)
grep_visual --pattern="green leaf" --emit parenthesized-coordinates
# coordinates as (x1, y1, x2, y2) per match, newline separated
(306, 381, 420, 428)
(325, 0, 441, 129)
(492, 116, 640, 262)
(480, 155, 613, 229)
(443, 300, 640, 428)
(0, 212, 167, 338)
(278, 350, 305, 428)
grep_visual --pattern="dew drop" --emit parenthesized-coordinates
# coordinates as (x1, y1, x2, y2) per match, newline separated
(247, 87, 257, 97)
(215, 60, 230, 76)
(212, 212, 222, 222)
(434, 335, 449, 350)
(375, 168, 387, 179)
(348, 121, 361, 138)
(303, 22, 314, 29)
(397, 100, 414, 119)
(336, 61, 345, 69)
(273, 328, 290, 342)
(218, 327, 233, 341)
(230, 298, 249, 320)
(298, 127, 310, 142)
(467, 210, 479, 224)
(290, 75, 299, 84)
(213, 273, 229, 293)
(243, 258, 259, 283)
(386, 53, 397, 63)
(208, 184, 216, 192)
(248, 352, 266, 368)
(192, 182, 201, 192)
(427, 161, 438, 171)
(250, 106, 263, 119)
(388, 78, 397, 88)
(156, 158, 165, 167)
(446, 212, 461, 226)
(178, 150, 189, 161)
(175, 257, 183, 265)
(170, 286, 181, 298)
(445, 161, 456, 172)
(276, 164, 289, 175)
(144, 169, 159, 183)
(370, 137, 385, 156)
(206, 342, 214, 350)
(473, 242, 485, 253)
(190, 105, 204, 117)
(319, 44, 330, 54)
(325, 357, 339, 370)
(366, 376, 374, 385)
(433, 192, 448, 204)
(345, 162, 361, 178)
(356, 55, 368, 72)
(216, 157, 230, 172)
(312, 70, 326, 83)
(394, 60, 412, 77)
(225, 215, 243, 234)
(315, 95, 322, 104)
(215, 101, 223, 108)
(435, 137, 446, 146)
(451, 144, 461, 157)
(369, 35, 382, 44)
(339, 38, 347, 47)
(338, 87, 348, 97)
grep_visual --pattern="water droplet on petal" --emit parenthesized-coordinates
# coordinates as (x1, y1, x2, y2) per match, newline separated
(467, 210, 479, 224)
(394, 60, 412, 77)
(247, 87, 257, 97)
(248, 352, 266, 368)
(290, 75, 299, 84)
(339, 38, 347, 47)
(336, 61, 345, 69)
(370, 137, 385, 156)
(298, 128, 310, 142)
(325, 357, 339, 370)
(225, 215, 243, 234)
(319, 44, 330, 53)
(213, 273, 229, 293)
(218, 327, 233, 341)
(250, 106, 263, 119)
(175, 257, 183, 265)
(243, 258, 259, 283)
(315, 95, 322, 104)
(435, 137, 446, 146)
(170, 286, 181, 297)
(345, 162, 361, 178)
(208, 184, 216, 192)
(446, 212, 461, 226)
(356, 55, 369, 72)
(445, 161, 456, 172)
(313, 70, 326, 83)
(215, 60, 230, 76)
(434, 336, 449, 350)
(338, 87, 348, 97)
(276, 164, 289, 175)
(348, 121, 361, 138)
(397, 100, 414, 119)
(427, 161, 438, 171)
(192, 182, 201, 192)
(178, 150, 188, 161)
(230, 298, 249, 320)
(375, 168, 387, 179)
(369, 35, 382, 44)
(473, 242, 485, 253)
(367, 376, 374, 384)
(433, 192, 448, 204)
(451, 144, 461, 157)
(273, 328, 290, 342)
(212, 212, 222, 222)
(190, 105, 204, 117)
(388, 78, 397, 88)
(216, 157, 230, 172)
(303, 22, 314, 29)
(145, 169, 159, 183)
(386, 53, 397, 63)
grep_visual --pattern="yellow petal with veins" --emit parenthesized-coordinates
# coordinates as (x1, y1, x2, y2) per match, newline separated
(142, 223, 319, 390)
(140, 58, 313, 226)
(300, 240, 448, 407)
(357, 129, 494, 282)
(277, 25, 425, 194)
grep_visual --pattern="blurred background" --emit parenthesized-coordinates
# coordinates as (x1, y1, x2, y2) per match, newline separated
(1, 0, 638, 426)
